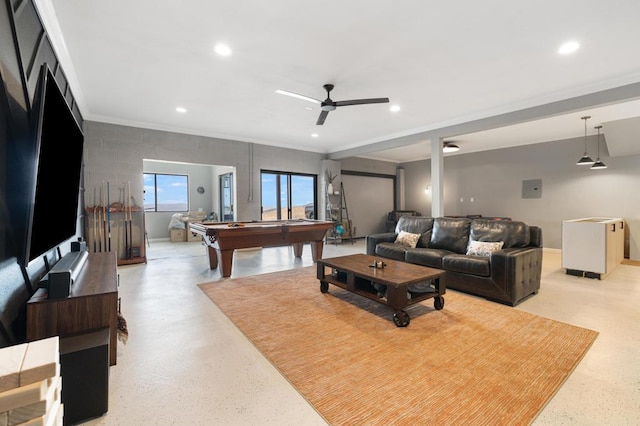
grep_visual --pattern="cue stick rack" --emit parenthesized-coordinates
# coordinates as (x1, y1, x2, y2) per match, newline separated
(84, 181, 147, 266)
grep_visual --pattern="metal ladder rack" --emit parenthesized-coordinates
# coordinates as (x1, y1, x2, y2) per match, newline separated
(337, 182, 354, 244)
(325, 181, 354, 245)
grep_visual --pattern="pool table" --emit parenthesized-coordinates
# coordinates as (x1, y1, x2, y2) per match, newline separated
(189, 219, 335, 277)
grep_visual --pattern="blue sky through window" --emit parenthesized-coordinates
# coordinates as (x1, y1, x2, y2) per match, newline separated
(261, 173, 314, 209)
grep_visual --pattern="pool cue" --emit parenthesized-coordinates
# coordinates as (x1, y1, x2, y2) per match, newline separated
(123, 184, 127, 259)
(124, 182, 133, 259)
(97, 183, 102, 252)
(107, 181, 111, 252)
(113, 211, 119, 259)
(101, 181, 106, 252)
(128, 181, 133, 259)
(93, 187, 97, 252)
(103, 181, 108, 252)
(118, 186, 125, 259)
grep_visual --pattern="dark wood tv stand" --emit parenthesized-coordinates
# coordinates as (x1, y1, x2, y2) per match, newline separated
(26, 251, 119, 365)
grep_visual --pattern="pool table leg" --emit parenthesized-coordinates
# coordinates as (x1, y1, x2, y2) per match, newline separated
(217, 249, 234, 278)
(292, 242, 303, 258)
(206, 246, 218, 270)
(310, 240, 324, 262)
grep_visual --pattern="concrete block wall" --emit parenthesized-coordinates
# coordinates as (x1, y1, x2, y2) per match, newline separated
(83, 121, 326, 236)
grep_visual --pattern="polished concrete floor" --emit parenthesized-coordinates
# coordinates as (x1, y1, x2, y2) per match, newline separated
(86, 239, 640, 425)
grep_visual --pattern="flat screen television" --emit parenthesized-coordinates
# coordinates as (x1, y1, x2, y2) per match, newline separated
(25, 64, 84, 265)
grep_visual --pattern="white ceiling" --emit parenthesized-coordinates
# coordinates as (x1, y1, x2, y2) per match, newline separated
(37, 0, 640, 163)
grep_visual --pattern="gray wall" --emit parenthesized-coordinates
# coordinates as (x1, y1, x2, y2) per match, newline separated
(402, 136, 640, 249)
(83, 121, 326, 238)
(340, 157, 398, 235)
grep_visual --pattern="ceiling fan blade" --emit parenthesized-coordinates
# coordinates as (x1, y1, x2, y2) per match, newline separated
(316, 110, 329, 125)
(275, 89, 320, 104)
(335, 98, 389, 107)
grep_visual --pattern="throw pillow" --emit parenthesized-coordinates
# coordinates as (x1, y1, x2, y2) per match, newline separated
(394, 231, 421, 248)
(466, 240, 504, 256)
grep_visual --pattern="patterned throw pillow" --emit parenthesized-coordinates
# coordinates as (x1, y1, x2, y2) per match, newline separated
(394, 231, 421, 248)
(466, 240, 504, 256)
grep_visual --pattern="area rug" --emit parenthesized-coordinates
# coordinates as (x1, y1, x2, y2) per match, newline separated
(198, 266, 598, 425)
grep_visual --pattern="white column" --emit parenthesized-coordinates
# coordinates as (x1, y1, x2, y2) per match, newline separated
(431, 137, 444, 217)
(396, 167, 405, 210)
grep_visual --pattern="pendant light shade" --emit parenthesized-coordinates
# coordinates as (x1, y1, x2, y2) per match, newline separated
(576, 116, 594, 165)
(443, 141, 459, 153)
(591, 125, 607, 170)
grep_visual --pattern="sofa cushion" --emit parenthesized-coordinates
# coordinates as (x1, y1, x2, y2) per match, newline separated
(429, 217, 471, 253)
(395, 216, 434, 248)
(443, 254, 491, 277)
(394, 231, 420, 248)
(466, 240, 504, 256)
(405, 247, 453, 269)
(375, 242, 407, 261)
(470, 219, 530, 248)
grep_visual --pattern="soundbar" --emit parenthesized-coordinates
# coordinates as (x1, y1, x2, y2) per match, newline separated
(40, 250, 89, 299)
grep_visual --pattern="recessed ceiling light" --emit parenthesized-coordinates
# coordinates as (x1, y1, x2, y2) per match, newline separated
(214, 43, 232, 56)
(176, 106, 187, 113)
(390, 105, 400, 112)
(558, 41, 580, 55)
(311, 133, 319, 138)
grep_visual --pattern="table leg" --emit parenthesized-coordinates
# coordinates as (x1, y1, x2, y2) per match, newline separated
(207, 246, 218, 270)
(217, 249, 234, 277)
(310, 240, 324, 261)
(292, 242, 303, 257)
(386, 285, 409, 310)
(317, 262, 325, 280)
(434, 276, 446, 295)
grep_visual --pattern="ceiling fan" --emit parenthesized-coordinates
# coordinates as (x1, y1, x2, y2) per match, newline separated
(276, 84, 389, 125)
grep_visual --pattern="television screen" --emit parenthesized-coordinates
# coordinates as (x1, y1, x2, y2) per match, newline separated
(25, 65, 84, 264)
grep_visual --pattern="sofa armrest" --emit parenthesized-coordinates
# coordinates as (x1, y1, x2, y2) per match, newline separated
(365, 233, 397, 255)
(490, 247, 543, 303)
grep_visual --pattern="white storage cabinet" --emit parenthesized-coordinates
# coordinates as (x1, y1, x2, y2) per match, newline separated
(562, 217, 625, 279)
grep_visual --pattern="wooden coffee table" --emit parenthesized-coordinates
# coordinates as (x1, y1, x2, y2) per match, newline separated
(316, 253, 446, 327)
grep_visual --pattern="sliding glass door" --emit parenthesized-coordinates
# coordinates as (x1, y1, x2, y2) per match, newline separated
(261, 171, 316, 220)
(219, 172, 234, 221)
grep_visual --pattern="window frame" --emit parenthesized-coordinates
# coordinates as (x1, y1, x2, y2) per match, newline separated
(143, 172, 189, 213)
(260, 170, 317, 220)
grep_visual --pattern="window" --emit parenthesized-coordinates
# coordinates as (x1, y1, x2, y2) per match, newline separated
(261, 171, 316, 220)
(143, 173, 188, 212)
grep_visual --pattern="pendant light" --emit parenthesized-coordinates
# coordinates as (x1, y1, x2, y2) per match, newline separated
(576, 116, 594, 165)
(443, 141, 459, 153)
(591, 125, 607, 170)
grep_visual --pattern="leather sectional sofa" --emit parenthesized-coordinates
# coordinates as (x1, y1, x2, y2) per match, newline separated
(365, 216, 543, 306)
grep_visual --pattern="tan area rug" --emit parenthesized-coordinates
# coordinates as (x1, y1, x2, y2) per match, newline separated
(198, 266, 598, 425)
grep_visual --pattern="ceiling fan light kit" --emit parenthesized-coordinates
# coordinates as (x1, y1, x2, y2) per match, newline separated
(276, 83, 389, 125)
